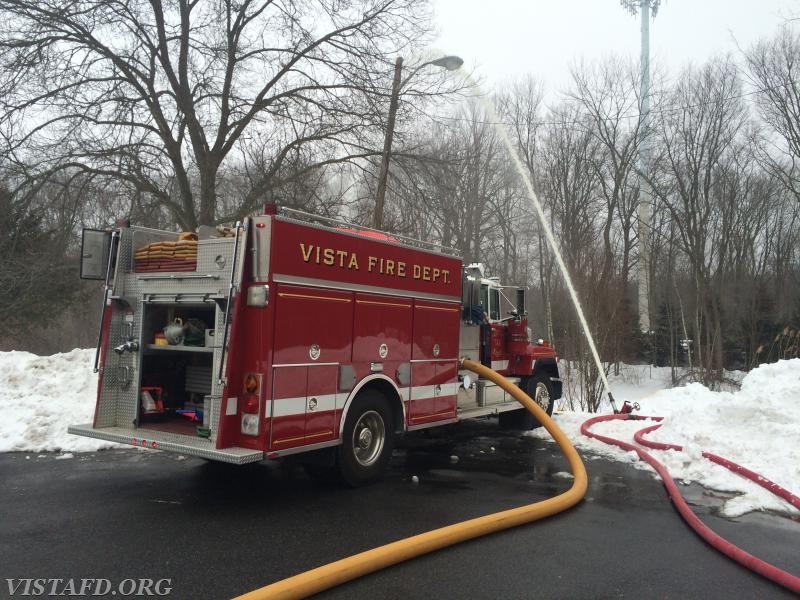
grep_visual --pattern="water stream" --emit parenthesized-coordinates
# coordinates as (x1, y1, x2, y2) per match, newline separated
(478, 96, 613, 399)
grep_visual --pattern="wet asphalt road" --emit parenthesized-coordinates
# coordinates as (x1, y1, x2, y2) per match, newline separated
(1, 419, 798, 600)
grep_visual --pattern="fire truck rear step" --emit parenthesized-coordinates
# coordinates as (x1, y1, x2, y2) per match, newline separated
(67, 424, 263, 465)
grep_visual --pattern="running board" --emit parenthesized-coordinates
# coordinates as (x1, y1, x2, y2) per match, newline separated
(457, 400, 523, 420)
(68, 424, 263, 465)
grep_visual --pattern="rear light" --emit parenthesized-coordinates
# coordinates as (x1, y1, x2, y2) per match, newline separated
(242, 395, 259, 414)
(241, 414, 259, 436)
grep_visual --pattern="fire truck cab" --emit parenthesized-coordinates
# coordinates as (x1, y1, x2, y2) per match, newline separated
(70, 206, 561, 485)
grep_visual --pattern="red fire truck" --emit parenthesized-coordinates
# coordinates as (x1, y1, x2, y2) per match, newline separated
(70, 205, 561, 484)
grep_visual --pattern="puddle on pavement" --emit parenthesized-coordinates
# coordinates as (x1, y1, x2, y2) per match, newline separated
(393, 419, 574, 494)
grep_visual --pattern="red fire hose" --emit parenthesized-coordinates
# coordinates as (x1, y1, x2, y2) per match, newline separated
(581, 413, 800, 594)
(633, 421, 800, 511)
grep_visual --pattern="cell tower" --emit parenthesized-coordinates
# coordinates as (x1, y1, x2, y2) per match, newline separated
(621, 0, 660, 335)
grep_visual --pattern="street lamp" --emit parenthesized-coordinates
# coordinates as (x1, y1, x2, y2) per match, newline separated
(373, 54, 463, 230)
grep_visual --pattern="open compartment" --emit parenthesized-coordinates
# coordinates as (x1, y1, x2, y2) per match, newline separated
(138, 301, 218, 437)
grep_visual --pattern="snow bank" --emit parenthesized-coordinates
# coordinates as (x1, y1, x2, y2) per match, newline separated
(536, 359, 800, 517)
(0, 348, 119, 452)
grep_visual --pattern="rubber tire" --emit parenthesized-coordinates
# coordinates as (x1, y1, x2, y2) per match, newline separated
(336, 390, 395, 487)
(499, 374, 555, 430)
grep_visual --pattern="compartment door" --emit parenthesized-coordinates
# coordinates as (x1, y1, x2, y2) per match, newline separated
(270, 366, 307, 450)
(409, 360, 458, 426)
(271, 364, 339, 450)
(305, 364, 339, 445)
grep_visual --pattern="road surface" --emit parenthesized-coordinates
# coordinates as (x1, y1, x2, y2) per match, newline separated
(1, 420, 797, 599)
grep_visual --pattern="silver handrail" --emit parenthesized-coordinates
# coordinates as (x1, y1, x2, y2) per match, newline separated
(93, 231, 119, 373)
(217, 221, 244, 384)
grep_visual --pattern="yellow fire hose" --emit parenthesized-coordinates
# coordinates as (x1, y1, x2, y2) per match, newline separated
(233, 359, 588, 600)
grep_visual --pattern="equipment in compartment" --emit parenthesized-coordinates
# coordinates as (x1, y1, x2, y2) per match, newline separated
(138, 301, 217, 435)
(140, 387, 166, 419)
(139, 351, 213, 434)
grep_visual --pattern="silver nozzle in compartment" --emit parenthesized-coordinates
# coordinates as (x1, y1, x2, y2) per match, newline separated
(113, 339, 140, 355)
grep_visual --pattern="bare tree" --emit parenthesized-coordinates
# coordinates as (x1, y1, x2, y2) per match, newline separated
(0, 0, 434, 229)
(569, 57, 643, 369)
(745, 26, 800, 202)
(655, 57, 748, 382)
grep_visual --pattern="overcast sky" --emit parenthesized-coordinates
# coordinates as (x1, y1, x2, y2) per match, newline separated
(431, 0, 798, 95)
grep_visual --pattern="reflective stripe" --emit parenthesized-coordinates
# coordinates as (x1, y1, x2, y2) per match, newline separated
(271, 397, 307, 418)
(270, 394, 338, 417)
(491, 360, 509, 370)
(269, 385, 454, 418)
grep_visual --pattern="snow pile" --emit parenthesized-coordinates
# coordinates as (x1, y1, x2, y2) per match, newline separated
(539, 359, 800, 517)
(0, 348, 119, 452)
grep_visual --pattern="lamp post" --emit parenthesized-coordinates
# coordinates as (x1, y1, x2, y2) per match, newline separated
(373, 54, 463, 230)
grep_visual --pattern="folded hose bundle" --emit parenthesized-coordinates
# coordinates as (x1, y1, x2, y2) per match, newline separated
(134, 236, 198, 272)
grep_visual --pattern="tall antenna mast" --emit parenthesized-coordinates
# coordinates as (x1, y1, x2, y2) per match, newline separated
(620, 0, 660, 336)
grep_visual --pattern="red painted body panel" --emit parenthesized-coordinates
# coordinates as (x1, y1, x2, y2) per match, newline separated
(272, 284, 353, 365)
(270, 219, 461, 299)
(352, 294, 412, 363)
(305, 364, 339, 444)
(217, 261, 265, 451)
(411, 300, 461, 360)
(271, 366, 308, 449)
(407, 361, 459, 425)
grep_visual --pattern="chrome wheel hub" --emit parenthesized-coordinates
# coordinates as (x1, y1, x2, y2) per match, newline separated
(535, 382, 551, 411)
(353, 410, 385, 467)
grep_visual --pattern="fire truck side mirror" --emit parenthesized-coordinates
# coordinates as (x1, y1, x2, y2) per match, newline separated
(80, 228, 113, 280)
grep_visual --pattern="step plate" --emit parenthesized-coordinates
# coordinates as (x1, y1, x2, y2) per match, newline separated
(457, 401, 523, 420)
(68, 424, 263, 465)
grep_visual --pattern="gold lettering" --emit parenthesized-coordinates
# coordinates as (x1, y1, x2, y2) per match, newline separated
(397, 262, 406, 277)
(432, 267, 441, 281)
(348, 254, 359, 270)
(368, 256, 378, 272)
(423, 266, 431, 281)
(300, 243, 314, 263)
(323, 248, 335, 265)
(336, 250, 348, 267)
(315, 246, 321, 262)
(413, 264, 421, 279)
(385, 259, 395, 276)
(443, 270, 450, 283)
